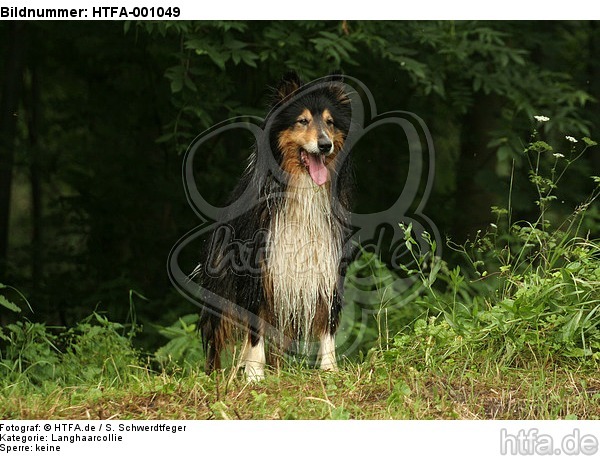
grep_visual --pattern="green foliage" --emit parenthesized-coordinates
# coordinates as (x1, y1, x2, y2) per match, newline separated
(60, 313, 140, 386)
(0, 313, 141, 389)
(370, 130, 600, 369)
(340, 248, 424, 355)
(154, 314, 203, 370)
(138, 21, 593, 159)
(0, 321, 60, 385)
(0, 284, 31, 313)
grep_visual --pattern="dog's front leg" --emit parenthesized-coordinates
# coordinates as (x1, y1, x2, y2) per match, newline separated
(318, 333, 338, 371)
(241, 336, 266, 381)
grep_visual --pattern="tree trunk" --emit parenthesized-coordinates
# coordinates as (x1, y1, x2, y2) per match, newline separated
(27, 65, 43, 290)
(0, 22, 26, 277)
(451, 93, 502, 242)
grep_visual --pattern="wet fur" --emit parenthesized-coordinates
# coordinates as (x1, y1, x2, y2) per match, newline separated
(197, 72, 353, 374)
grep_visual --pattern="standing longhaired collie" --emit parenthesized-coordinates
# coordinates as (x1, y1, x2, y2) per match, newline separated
(196, 72, 353, 380)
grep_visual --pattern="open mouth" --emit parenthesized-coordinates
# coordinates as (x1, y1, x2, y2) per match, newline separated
(300, 149, 329, 186)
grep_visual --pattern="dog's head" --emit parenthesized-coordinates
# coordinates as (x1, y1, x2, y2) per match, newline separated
(266, 71, 351, 186)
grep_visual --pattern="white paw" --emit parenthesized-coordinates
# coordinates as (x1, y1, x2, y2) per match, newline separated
(245, 363, 265, 382)
(241, 337, 266, 382)
(320, 359, 338, 371)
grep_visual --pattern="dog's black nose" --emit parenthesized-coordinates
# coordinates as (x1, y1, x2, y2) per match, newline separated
(318, 139, 333, 153)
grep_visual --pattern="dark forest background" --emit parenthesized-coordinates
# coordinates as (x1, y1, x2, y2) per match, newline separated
(1, 21, 598, 351)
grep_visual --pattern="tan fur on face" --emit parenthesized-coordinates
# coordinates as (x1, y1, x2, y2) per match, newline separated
(277, 109, 340, 179)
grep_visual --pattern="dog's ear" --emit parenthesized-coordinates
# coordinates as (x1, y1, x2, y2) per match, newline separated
(275, 71, 303, 102)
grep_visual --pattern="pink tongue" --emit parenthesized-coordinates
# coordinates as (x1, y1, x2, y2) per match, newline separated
(305, 153, 328, 186)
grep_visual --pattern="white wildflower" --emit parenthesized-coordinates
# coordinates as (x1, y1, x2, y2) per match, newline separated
(490, 223, 498, 229)
(553, 153, 565, 158)
(565, 136, 578, 143)
(534, 115, 550, 122)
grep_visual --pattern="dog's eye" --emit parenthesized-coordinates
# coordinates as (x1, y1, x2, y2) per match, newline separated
(297, 119, 309, 126)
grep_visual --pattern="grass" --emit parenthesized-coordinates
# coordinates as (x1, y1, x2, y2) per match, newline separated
(1, 126, 599, 420)
(2, 351, 599, 420)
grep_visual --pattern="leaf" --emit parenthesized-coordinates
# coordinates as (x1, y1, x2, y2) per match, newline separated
(185, 38, 209, 51)
(184, 75, 197, 92)
(497, 144, 512, 161)
(240, 51, 258, 68)
(582, 137, 598, 147)
(509, 50, 526, 66)
(224, 38, 248, 51)
(487, 137, 508, 148)
(165, 66, 184, 93)
(0, 295, 21, 313)
(205, 47, 227, 70)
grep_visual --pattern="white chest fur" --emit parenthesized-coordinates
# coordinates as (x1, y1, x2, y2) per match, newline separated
(266, 173, 342, 338)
